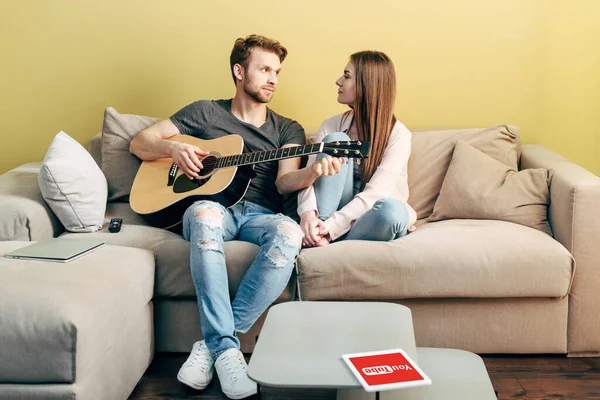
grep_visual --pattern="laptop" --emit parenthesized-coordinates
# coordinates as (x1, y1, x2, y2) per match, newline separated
(4, 238, 106, 263)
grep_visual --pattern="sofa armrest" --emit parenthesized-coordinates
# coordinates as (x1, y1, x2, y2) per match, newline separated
(0, 163, 64, 241)
(521, 144, 600, 354)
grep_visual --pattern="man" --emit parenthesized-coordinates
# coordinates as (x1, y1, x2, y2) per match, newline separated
(130, 34, 341, 399)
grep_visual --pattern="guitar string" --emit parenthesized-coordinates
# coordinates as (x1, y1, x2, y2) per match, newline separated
(185, 144, 362, 170)
(196, 153, 360, 169)
(199, 146, 316, 169)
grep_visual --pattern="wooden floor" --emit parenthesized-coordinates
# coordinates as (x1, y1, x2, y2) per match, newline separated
(129, 353, 600, 399)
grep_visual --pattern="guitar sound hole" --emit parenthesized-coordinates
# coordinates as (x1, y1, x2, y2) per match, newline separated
(198, 155, 218, 178)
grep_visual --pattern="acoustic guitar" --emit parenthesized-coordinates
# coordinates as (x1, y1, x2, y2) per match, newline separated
(130, 134, 370, 229)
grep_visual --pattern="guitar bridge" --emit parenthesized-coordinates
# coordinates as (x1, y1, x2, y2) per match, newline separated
(168, 163, 178, 186)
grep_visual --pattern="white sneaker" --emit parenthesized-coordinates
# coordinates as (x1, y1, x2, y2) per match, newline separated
(177, 340, 214, 390)
(215, 348, 257, 399)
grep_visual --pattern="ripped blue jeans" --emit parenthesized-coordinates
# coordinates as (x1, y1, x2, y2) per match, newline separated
(182, 200, 302, 358)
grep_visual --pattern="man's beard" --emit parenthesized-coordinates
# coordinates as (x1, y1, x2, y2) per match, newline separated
(243, 78, 274, 104)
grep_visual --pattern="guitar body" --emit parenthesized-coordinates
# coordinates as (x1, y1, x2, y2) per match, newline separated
(130, 134, 370, 230)
(130, 135, 253, 229)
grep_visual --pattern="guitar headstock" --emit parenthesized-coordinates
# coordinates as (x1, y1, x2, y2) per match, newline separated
(322, 141, 370, 159)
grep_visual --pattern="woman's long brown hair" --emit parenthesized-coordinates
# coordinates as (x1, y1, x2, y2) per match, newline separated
(343, 51, 397, 189)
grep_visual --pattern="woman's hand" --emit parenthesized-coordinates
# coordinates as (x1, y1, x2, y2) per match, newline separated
(171, 142, 209, 179)
(301, 211, 332, 247)
(310, 156, 343, 178)
(315, 221, 331, 247)
(301, 210, 322, 247)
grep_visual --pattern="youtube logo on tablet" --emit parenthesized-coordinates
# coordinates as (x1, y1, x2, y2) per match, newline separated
(342, 349, 431, 392)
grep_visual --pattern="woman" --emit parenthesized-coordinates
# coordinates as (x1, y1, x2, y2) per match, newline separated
(298, 50, 417, 247)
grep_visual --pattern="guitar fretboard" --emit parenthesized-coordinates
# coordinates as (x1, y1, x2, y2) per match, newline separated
(215, 143, 324, 168)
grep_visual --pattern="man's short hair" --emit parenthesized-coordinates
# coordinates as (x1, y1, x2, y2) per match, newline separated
(229, 34, 288, 84)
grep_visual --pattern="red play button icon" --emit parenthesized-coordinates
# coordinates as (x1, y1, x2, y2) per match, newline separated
(343, 349, 431, 392)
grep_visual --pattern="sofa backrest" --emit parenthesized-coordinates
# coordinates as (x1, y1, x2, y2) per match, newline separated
(89, 133, 102, 168)
(91, 123, 520, 222)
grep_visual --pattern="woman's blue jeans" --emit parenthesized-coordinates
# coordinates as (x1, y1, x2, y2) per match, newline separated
(314, 132, 410, 241)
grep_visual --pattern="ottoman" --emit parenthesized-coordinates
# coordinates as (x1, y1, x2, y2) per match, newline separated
(0, 241, 155, 400)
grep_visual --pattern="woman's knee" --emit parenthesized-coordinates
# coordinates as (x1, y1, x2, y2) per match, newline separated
(371, 199, 409, 228)
(322, 131, 351, 143)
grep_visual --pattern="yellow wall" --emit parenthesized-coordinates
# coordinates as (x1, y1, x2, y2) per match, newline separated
(1, 0, 598, 175)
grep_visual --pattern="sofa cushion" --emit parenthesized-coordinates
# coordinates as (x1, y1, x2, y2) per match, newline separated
(38, 131, 108, 233)
(429, 141, 552, 235)
(0, 241, 154, 384)
(89, 132, 102, 167)
(0, 163, 64, 241)
(297, 219, 574, 301)
(101, 107, 160, 202)
(408, 125, 520, 220)
(104, 201, 151, 227)
(60, 225, 296, 300)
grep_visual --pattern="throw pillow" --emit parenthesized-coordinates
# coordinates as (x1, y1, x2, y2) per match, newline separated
(408, 124, 520, 221)
(38, 131, 107, 233)
(101, 107, 160, 202)
(428, 141, 552, 235)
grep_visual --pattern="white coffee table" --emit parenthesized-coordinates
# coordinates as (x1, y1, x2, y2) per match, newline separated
(247, 301, 496, 399)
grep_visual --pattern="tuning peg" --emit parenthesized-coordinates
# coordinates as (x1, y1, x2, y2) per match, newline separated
(344, 150, 349, 154)
(333, 149, 338, 154)
(346, 141, 351, 145)
(357, 141, 362, 145)
(355, 150, 360, 155)
(335, 141, 340, 145)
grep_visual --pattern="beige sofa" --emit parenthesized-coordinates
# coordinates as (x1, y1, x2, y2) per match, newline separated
(1, 122, 599, 399)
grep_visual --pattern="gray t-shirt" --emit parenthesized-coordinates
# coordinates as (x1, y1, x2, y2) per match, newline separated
(170, 99, 305, 214)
